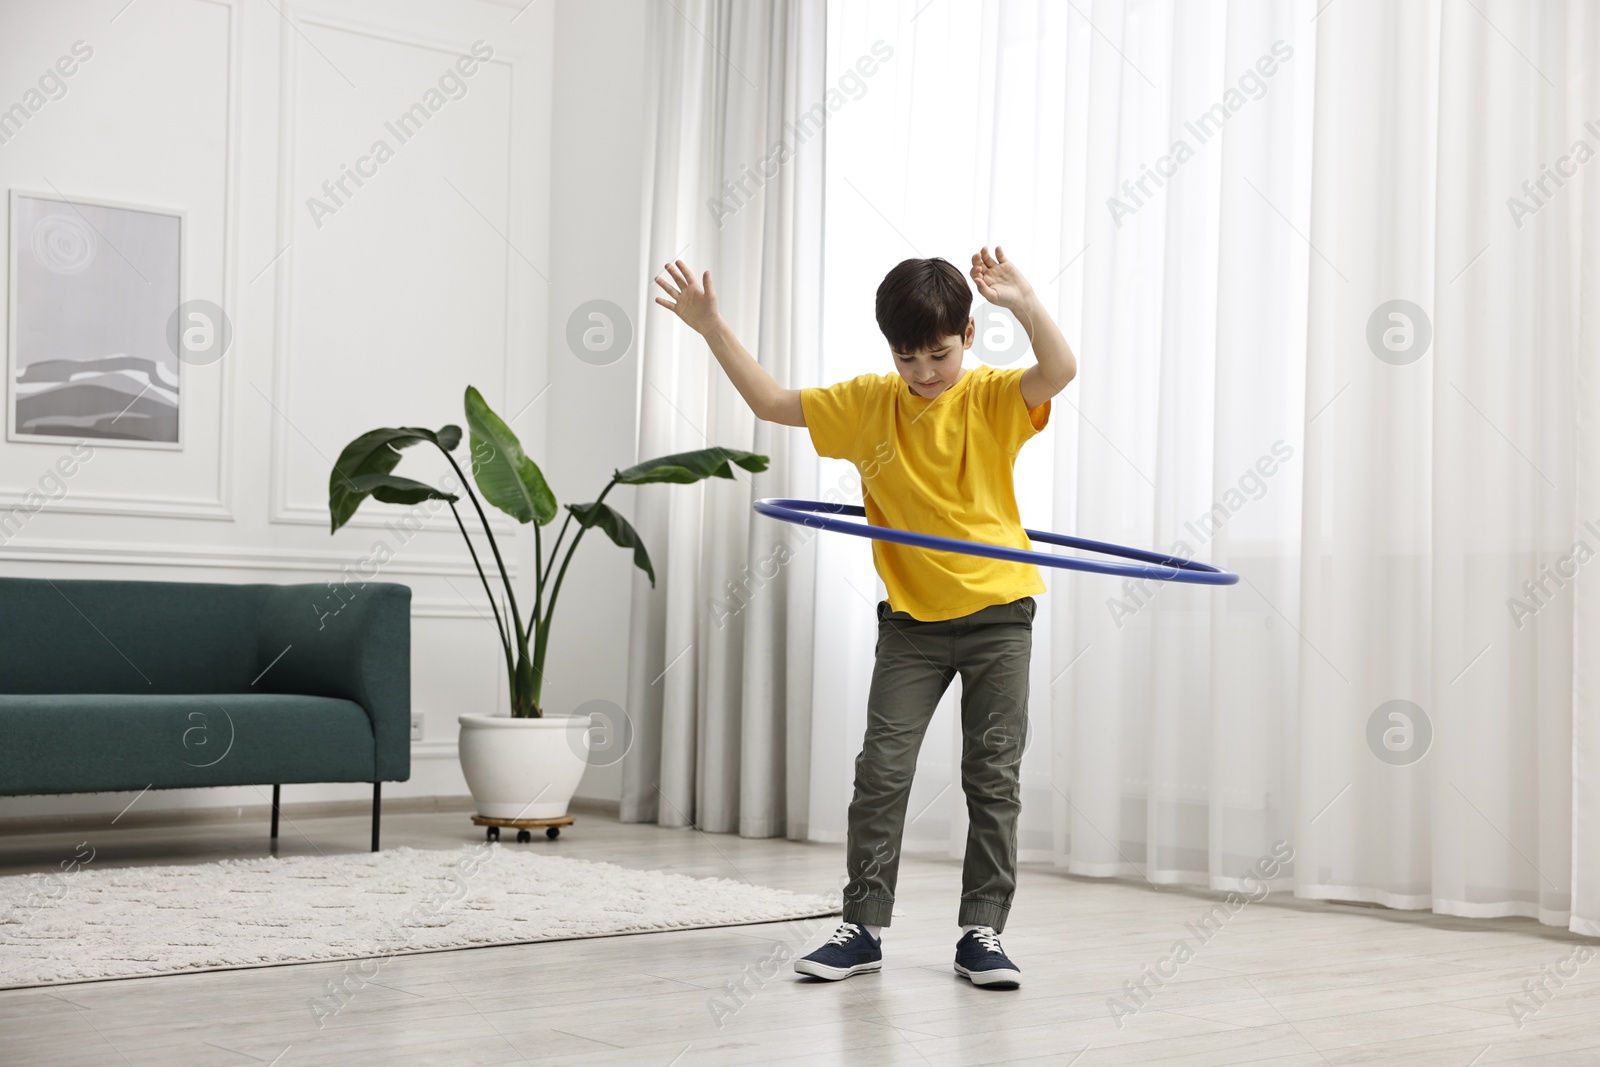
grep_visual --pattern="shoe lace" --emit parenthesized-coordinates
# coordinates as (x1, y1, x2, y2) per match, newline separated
(970, 926, 1003, 954)
(827, 922, 864, 946)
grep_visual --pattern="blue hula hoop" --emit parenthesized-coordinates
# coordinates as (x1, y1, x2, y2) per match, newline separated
(753, 498, 1238, 586)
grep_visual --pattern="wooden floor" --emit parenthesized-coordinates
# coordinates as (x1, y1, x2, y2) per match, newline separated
(2, 805, 1598, 1066)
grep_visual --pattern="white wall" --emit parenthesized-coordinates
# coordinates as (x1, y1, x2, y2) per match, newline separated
(0, 0, 630, 820)
(542, 0, 650, 804)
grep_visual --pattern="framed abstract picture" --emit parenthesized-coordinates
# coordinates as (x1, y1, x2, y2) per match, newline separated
(7, 190, 184, 448)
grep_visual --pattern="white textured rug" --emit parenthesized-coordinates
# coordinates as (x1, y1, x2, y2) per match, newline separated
(0, 844, 839, 989)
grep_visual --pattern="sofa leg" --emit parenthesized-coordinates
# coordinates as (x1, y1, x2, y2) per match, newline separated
(371, 782, 381, 852)
(271, 784, 280, 841)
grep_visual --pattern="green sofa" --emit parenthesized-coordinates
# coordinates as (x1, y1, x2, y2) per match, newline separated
(0, 577, 410, 851)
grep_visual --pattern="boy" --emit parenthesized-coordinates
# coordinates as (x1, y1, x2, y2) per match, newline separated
(653, 247, 1076, 989)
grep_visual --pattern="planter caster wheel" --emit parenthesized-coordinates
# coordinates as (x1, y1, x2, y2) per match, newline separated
(471, 815, 572, 841)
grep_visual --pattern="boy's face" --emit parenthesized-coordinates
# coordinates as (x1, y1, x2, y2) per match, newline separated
(893, 318, 974, 398)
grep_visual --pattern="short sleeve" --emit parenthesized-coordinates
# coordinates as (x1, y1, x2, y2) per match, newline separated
(800, 373, 882, 461)
(978, 366, 1051, 454)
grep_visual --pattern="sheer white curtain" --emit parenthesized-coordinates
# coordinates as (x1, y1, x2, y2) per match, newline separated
(808, 0, 1600, 934)
(621, 0, 825, 837)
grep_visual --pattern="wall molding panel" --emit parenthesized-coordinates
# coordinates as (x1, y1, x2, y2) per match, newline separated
(0, 536, 518, 578)
(0, 0, 241, 522)
(264, 4, 527, 532)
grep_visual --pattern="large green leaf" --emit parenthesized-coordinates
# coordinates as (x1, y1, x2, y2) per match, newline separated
(614, 447, 769, 486)
(348, 474, 459, 508)
(568, 501, 654, 586)
(464, 386, 557, 525)
(329, 426, 454, 532)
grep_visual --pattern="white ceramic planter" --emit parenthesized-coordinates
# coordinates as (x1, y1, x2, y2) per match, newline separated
(457, 714, 587, 820)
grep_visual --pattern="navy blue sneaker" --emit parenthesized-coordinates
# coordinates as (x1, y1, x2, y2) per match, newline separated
(954, 926, 1022, 988)
(794, 922, 882, 981)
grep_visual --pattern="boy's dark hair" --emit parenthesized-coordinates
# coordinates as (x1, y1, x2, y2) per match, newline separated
(874, 258, 972, 355)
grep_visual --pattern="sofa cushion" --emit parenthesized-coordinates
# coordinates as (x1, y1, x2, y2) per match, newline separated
(0, 693, 377, 795)
(0, 578, 265, 694)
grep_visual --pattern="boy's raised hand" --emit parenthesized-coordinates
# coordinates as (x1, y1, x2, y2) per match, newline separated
(977, 244, 1077, 408)
(970, 245, 1034, 311)
(654, 259, 720, 335)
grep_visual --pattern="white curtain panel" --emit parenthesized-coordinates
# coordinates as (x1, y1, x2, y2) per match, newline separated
(808, 0, 1600, 934)
(622, 0, 826, 837)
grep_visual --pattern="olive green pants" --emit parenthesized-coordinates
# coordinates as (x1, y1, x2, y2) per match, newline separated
(842, 595, 1035, 933)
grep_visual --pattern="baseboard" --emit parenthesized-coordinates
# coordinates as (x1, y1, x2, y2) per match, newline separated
(0, 792, 622, 836)
(0, 793, 477, 837)
(567, 795, 621, 817)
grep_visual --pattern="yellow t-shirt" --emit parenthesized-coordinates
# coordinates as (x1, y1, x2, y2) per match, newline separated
(800, 363, 1051, 622)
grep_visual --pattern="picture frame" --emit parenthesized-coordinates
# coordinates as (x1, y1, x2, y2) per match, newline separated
(7, 189, 186, 449)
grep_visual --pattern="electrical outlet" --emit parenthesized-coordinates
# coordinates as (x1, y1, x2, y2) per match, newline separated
(410, 713, 424, 742)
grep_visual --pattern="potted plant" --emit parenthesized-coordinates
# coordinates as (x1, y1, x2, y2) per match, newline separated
(328, 385, 766, 822)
